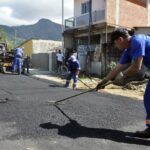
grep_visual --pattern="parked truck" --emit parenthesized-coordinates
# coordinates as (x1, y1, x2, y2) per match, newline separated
(0, 42, 14, 73)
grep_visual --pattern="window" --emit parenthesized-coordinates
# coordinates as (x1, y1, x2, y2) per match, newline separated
(81, 1, 90, 14)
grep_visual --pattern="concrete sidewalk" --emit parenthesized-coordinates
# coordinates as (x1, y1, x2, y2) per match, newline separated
(28, 69, 144, 100)
(28, 69, 98, 89)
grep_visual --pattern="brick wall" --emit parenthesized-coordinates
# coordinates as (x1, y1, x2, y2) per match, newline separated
(107, 0, 148, 27)
(106, 0, 116, 24)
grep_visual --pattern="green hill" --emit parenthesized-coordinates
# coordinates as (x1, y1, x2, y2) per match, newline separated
(0, 18, 63, 47)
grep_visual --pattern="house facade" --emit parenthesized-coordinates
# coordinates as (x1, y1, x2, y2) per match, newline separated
(64, 0, 150, 76)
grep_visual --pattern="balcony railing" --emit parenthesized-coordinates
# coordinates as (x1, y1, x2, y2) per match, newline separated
(65, 9, 105, 29)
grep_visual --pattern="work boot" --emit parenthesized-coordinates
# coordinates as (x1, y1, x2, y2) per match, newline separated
(72, 83, 77, 90)
(134, 128, 150, 138)
(64, 81, 70, 88)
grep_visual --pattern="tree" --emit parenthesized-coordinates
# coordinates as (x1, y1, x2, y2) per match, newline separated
(0, 28, 14, 50)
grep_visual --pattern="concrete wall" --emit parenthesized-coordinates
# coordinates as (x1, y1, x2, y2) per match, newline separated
(20, 39, 62, 70)
(32, 40, 62, 54)
(64, 34, 74, 49)
(91, 61, 101, 75)
(31, 53, 49, 70)
(77, 44, 102, 75)
(49, 52, 57, 72)
(20, 39, 62, 56)
(134, 27, 150, 35)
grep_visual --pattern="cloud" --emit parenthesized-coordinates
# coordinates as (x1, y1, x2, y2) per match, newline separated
(0, 0, 73, 26)
(0, 6, 28, 26)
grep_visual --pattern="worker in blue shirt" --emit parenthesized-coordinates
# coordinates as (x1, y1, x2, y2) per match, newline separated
(64, 55, 80, 90)
(12, 47, 24, 74)
(96, 28, 150, 138)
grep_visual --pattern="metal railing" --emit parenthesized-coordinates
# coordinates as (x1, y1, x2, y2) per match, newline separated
(65, 9, 105, 29)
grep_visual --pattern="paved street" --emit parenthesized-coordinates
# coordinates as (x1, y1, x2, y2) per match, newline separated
(0, 74, 149, 150)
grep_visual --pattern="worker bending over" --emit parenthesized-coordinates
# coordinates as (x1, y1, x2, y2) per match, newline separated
(96, 28, 150, 138)
(65, 55, 80, 90)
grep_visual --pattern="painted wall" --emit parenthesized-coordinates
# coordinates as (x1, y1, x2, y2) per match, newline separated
(20, 40, 33, 58)
(74, 0, 106, 17)
(74, 0, 148, 27)
(106, 0, 117, 25)
(119, 0, 148, 27)
(92, 0, 105, 11)
(20, 39, 62, 56)
(106, 0, 148, 27)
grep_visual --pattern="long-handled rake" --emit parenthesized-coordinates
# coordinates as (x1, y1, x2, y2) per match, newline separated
(48, 81, 113, 105)
(78, 78, 93, 89)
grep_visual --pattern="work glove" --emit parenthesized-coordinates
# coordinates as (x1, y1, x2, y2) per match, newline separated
(96, 78, 108, 91)
(114, 72, 125, 86)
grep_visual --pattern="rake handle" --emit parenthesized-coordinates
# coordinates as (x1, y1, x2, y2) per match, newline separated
(54, 81, 113, 105)
(55, 88, 95, 104)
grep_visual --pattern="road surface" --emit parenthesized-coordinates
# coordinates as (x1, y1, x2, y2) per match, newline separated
(0, 74, 149, 150)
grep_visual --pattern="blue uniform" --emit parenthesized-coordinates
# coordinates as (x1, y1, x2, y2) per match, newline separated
(119, 34, 150, 127)
(12, 48, 24, 74)
(66, 58, 80, 84)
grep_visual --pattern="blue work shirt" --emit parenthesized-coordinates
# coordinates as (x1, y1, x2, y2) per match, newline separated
(67, 59, 80, 73)
(119, 34, 150, 69)
(15, 48, 23, 58)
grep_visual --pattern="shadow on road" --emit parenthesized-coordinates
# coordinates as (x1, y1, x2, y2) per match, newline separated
(48, 84, 63, 88)
(40, 105, 150, 146)
(40, 120, 150, 146)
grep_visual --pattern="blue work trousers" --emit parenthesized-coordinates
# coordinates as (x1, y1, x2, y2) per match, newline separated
(144, 79, 150, 128)
(12, 57, 22, 74)
(66, 72, 78, 84)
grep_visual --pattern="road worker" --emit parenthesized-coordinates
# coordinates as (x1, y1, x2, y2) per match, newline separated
(64, 54, 80, 90)
(12, 47, 24, 74)
(96, 28, 150, 138)
(23, 55, 30, 74)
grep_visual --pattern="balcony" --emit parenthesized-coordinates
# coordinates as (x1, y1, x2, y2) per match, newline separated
(65, 9, 106, 29)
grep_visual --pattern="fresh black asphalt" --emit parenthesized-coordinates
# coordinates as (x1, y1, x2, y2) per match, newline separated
(0, 74, 149, 150)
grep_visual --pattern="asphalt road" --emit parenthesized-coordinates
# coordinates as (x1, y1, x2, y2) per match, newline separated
(0, 74, 149, 150)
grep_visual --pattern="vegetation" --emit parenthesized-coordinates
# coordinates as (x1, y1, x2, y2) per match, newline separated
(0, 28, 14, 50)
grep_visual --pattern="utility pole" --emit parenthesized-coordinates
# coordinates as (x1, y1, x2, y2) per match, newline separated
(62, 0, 64, 52)
(87, 0, 92, 75)
(14, 29, 16, 46)
(88, 0, 92, 48)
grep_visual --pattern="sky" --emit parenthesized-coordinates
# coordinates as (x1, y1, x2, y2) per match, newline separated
(0, 0, 74, 26)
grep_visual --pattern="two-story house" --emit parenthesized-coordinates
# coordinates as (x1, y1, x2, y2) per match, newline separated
(64, 0, 150, 76)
